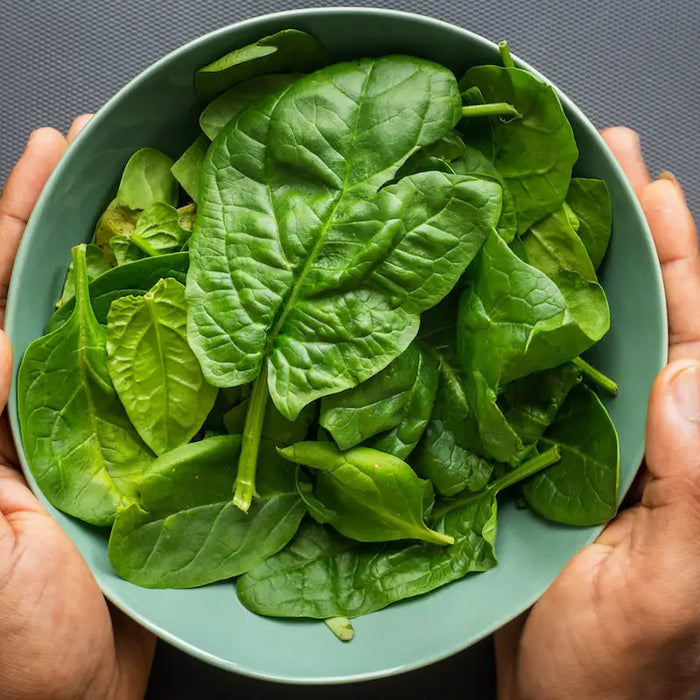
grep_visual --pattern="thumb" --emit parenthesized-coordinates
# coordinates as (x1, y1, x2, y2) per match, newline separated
(642, 359, 700, 559)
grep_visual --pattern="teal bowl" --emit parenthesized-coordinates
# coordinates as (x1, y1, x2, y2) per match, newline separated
(4, 8, 666, 684)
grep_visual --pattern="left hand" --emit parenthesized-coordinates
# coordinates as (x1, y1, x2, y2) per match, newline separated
(0, 120, 155, 700)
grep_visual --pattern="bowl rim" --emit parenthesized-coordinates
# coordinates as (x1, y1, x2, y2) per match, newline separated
(5, 5, 668, 685)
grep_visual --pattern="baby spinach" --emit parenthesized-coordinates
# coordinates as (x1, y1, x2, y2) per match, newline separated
(566, 178, 613, 269)
(18, 246, 152, 526)
(171, 134, 209, 203)
(195, 29, 327, 99)
(462, 45, 578, 233)
(115, 148, 178, 211)
(187, 56, 502, 511)
(108, 436, 306, 587)
(93, 199, 139, 264)
(58, 242, 112, 306)
(280, 441, 452, 546)
(106, 279, 217, 455)
(319, 342, 438, 456)
(237, 447, 559, 618)
(129, 203, 191, 256)
(522, 385, 619, 525)
(47, 252, 189, 332)
(110, 236, 147, 266)
(199, 74, 301, 140)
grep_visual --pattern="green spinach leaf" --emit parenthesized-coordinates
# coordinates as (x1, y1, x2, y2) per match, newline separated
(130, 203, 191, 256)
(106, 278, 217, 455)
(171, 134, 209, 203)
(110, 235, 147, 266)
(58, 242, 111, 306)
(116, 148, 178, 211)
(462, 61, 578, 233)
(108, 436, 306, 587)
(223, 399, 314, 445)
(237, 447, 559, 618)
(18, 246, 152, 526)
(195, 30, 327, 99)
(279, 441, 452, 545)
(93, 199, 140, 264)
(566, 178, 613, 269)
(522, 385, 619, 525)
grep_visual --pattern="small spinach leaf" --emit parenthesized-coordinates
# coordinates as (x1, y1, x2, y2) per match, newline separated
(171, 134, 209, 203)
(108, 436, 306, 587)
(566, 178, 613, 269)
(58, 243, 111, 306)
(110, 236, 147, 266)
(116, 148, 178, 211)
(279, 441, 453, 545)
(93, 199, 140, 264)
(195, 30, 327, 99)
(130, 203, 191, 256)
(18, 245, 152, 525)
(106, 278, 217, 455)
(522, 385, 619, 525)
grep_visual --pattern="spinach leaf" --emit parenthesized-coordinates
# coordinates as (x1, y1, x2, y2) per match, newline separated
(280, 441, 452, 545)
(115, 148, 178, 211)
(319, 342, 438, 456)
(187, 57, 501, 511)
(47, 252, 189, 332)
(93, 199, 139, 264)
(456, 86, 496, 162)
(200, 74, 302, 140)
(237, 447, 559, 618)
(451, 144, 517, 242)
(108, 436, 306, 587)
(566, 178, 613, 269)
(462, 61, 578, 233)
(171, 134, 209, 203)
(521, 203, 595, 282)
(130, 203, 191, 256)
(18, 246, 152, 526)
(58, 242, 111, 306)
(106, 278, 217, 455)
(195, 30, 327, 99)
(499, 362, 582, 444)
(522, 385, 619, 525)
(110, 235, 147, 266)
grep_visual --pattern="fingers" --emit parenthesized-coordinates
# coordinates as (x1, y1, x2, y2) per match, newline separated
(66, 114, 93, 144)
(494, 612, 528, 700)
(0, 128, 67, 321)
(600, 126, 652, 199)
(640, 178, 700, 361)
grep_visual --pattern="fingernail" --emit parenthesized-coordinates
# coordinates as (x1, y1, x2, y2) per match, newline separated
(672, 366, 700, 421)
(658, 170, 678, 184)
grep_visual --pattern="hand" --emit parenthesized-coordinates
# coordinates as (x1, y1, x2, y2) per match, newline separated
(0, 122, 155, 699)
(496, 127, 700, 700)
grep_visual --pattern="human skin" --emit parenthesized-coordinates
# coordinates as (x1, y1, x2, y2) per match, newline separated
(0, 120, 155, 700)
(497, 127, 700, 700)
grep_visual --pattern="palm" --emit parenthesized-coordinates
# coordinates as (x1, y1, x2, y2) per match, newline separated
(0, 125, 154, 699)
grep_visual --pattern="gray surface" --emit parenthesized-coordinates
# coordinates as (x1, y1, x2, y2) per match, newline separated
(1, 0, 698, 697)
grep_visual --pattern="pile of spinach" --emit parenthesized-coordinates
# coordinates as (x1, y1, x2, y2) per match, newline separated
(18, 32, 620, 639)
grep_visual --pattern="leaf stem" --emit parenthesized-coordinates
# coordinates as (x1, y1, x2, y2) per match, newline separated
(325, 617, 355, 642)
(572, 357, 619, 396)
(461, 103, 521, 119)
(499, 40, 515, 68)
(72, 244, 99, 326)
(431, 446, 560, 520)
(233, 364, 269, 512)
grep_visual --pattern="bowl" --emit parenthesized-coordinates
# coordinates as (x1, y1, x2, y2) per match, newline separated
(4, 7, 666, 684)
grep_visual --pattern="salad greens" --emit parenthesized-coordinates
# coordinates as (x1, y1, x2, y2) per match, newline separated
(18, 30, 621, 637)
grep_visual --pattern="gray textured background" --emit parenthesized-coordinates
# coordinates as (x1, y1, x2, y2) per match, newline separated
(1, 0, 698, 697)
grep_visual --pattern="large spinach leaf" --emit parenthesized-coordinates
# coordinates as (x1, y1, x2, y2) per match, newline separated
(106, 278, 217, 455)
(18, 246, 152, 525)
(237, 447, 559, 618)
(195, 30, 327, 99)
(462, 53, 577, 233)
(108, 436, 306, 587)
(566, 178, 613, 269)
(187, 56, 501, 511)
(47, 252, 189, 332)
(280, 441, 451, 545)
(522, 385, 619, 525)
